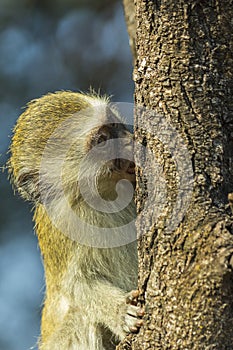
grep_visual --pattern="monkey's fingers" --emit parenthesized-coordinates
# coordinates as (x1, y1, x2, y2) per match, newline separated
(126, 289, 140, 305)
(123, 304, 144, 334)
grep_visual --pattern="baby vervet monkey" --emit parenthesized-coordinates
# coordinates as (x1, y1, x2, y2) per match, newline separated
(8, 91, 143, 350)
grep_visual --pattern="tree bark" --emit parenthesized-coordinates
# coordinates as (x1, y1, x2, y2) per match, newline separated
(120, 0, 233, 349)
(123, 0, 136, 58)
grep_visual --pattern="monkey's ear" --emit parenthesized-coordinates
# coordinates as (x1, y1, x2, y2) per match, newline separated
(13, 170, 40, 203)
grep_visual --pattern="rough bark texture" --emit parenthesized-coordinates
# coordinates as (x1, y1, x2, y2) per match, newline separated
(123, 0, 136, 58)
(120, 0, 233, 349)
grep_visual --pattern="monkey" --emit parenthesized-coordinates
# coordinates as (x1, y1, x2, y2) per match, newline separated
(8, 91, 144, 350)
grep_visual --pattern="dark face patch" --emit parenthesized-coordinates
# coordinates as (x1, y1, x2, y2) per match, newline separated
(84, 121, 135, 184)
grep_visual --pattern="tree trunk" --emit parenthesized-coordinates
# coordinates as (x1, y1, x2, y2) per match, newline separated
(120, 0, 233, 349)
(123, 0, 136, 58)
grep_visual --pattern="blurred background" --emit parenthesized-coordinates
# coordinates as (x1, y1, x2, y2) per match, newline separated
(0, 0, 133, 349)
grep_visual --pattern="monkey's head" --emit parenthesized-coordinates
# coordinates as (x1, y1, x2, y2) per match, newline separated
(9, 92, 135, 230)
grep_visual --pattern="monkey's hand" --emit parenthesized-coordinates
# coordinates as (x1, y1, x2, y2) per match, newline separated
(109, 289, 144, 340)
(123, 290, 144, 335)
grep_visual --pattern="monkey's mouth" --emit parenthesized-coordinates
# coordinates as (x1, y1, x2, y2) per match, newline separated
(112, 158, 135, 181)
(126, 160, 135, 175)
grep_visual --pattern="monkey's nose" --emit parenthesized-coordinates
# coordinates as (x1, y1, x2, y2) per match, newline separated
(126, 161, 135, 175)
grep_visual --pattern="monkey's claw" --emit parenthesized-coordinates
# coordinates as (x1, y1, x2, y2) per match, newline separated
(123, 290, 144, 334)
(126, 289, 140, 305)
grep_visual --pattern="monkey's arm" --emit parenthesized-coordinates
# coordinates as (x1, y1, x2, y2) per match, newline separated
(40, 281, 143, 350)
(75, 280, 144, 341)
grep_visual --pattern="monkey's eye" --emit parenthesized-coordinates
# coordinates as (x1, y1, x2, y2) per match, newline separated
(96, 133, 108, 147)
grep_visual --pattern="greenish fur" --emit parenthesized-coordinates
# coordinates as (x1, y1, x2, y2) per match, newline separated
(9, 91, 139, 350)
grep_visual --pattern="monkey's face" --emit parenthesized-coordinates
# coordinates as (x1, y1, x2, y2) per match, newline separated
(60, 119, 136, 225)
(86, 122, 135, 186)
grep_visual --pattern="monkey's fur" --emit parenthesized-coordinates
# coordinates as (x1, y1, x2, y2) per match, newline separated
(8, 91, 142, 350)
